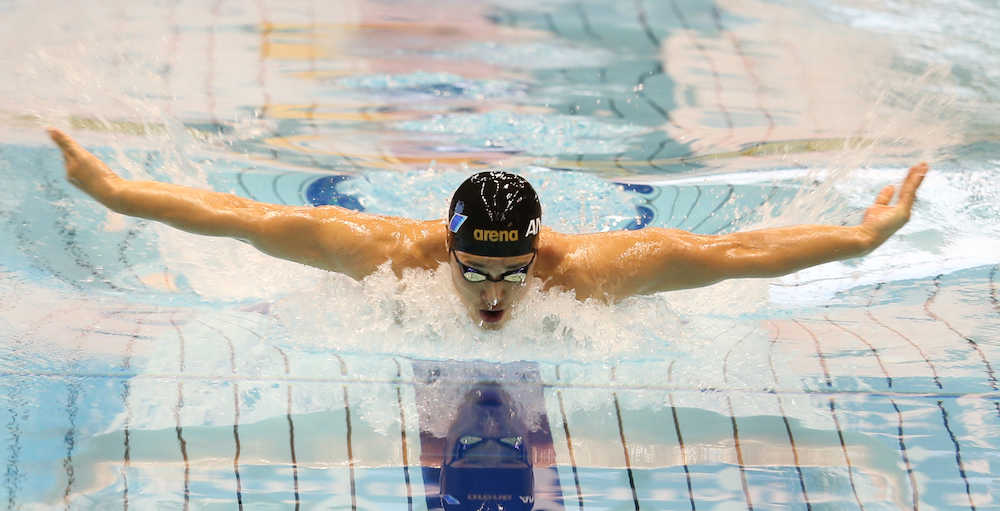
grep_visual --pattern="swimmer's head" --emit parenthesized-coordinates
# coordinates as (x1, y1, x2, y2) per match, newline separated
(447, 171, 542, 257)
(446, 171, 542, 329)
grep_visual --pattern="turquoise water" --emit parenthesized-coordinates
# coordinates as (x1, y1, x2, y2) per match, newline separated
(1, 0, 999, 509)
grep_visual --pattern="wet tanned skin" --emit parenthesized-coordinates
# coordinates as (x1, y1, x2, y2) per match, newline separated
(50, 128, 928, 325)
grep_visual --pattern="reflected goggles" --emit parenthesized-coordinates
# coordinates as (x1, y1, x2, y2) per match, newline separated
(452, 251, 536, 284)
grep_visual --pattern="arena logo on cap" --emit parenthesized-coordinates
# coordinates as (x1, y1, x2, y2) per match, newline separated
(474, 229, 518, 242)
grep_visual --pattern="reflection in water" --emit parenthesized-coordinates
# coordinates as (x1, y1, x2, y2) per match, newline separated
(440, 383, 534, 510)
(413, 360, 561, 510)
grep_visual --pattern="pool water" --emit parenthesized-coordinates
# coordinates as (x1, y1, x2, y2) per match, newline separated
(1, 0, 999, 509)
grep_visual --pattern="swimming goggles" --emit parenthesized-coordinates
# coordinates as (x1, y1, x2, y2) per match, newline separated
(452, 251, 535, 284)
(452, 434, 527, 462)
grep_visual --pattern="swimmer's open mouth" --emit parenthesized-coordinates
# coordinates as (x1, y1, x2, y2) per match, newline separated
(479, 309, 505, 323)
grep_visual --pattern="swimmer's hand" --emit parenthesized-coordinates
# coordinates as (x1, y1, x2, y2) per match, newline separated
(858, 162, 928, 251)
(48, 128, 123, 201)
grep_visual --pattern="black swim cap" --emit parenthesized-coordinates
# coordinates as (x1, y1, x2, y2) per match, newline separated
(448, 171, 542, 257)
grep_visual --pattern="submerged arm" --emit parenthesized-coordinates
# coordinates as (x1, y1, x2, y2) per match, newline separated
(48, 129, 444, 279)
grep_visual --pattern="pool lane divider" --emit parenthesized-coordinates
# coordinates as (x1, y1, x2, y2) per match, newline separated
(937, 401, 977, 511)
(62, 381, 79, 508)
(823, 312, 892, 389)
(711, 5, 775, 143)
(392, 358, 414, 511)
(169, 315, 191, 511)
(330, 353, 357, 511)
(677, 186, 702, 230)
(554, 363, 583, 510)
(767, 321, 813, 511)
(633, 0, 660, 49)
(543, 12, 562, 37)
(7, 378, 23, 510)
(760, 309, 922, 511)
(39, 142, 121, 293)
(343, 385, 357, 511)
(603, 69, 625, 119)
(667, 361, 697, 511)
(720, 346, 754, 511)
(7, 185, 81, 291)
(5, 307, 73, 509)
(791, 319, 833, 389)
(197, 321, 246, 510)
(62, 315, 106, 508)
(890, 400, 920, 511)
(725, 395, 754, 511)
(991, 262, 1000, 418)
(612, 392, 640, 510)
(206, 313, 304, 507)
(828, 400, 866, 511)
(789, 319, 866, 510)
(722, 328, 755, 393)
(197, 314, 305, 508)
(924, 275, 997, 392)
(555, 390, 583, 511)
(669, 0, 734, 139)
(646, 139, 670, 171)
(37, 149, 117, 291)
(990, 266, 999, 313)
(575, 3, 602, 43)
(989, 265, 1000, 414)
(867, 283, 942, 389)
(272, 347, 301, 510)
(635, 63, 678, 129)
(688, 185, 734, 233)
(120, 316, 145, 511)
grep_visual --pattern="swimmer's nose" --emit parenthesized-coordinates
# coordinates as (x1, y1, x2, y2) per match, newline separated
(481, 282, 504, 309)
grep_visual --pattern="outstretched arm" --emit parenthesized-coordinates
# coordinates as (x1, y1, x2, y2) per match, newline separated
(539, 163, 928, 300)
(48, 129, 446, 279)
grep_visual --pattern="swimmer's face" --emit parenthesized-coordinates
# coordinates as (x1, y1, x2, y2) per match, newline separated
(449, 250, 536, 329)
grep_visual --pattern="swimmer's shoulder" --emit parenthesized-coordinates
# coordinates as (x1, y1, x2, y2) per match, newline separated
(373, 216, 449, 274)
(299, 207, 448, 276)
(534, 228, 608, 298)
(533, 227, 700, 300)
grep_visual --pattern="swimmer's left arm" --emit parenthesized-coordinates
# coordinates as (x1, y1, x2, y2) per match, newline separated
(545, 163, 928, 300)
(636, 162, 927, 296)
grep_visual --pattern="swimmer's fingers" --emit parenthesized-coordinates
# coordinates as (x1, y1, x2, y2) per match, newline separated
(897, 162, 928, 209)
(46, 128, 119, 191)
(47, 128, 84, 161)
(874, 185, 895, 206)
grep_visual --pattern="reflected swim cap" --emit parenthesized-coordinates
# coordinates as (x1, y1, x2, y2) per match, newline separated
(448, 171, 542, 257)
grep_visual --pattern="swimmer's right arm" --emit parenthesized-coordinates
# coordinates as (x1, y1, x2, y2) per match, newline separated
(48, 129, 445, 279)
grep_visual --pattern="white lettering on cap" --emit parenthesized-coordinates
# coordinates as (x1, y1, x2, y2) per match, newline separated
(525, 217, 541, 237)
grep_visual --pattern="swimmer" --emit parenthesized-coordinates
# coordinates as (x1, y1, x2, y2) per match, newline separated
(48, 129, 927, 329)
